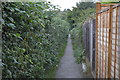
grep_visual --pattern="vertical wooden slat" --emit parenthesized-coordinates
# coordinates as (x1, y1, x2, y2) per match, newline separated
(99, 9, 102, 78)
(114, 7, 118, 79)
(96, 2, 101, 79)
(108, 5, 113, 78)
(101, 11, 105, 78)
(103, 12, 105, 78)
(105, 11, 107, 78)
(106, 11, 109, 78)
(119, 24, 120, 80)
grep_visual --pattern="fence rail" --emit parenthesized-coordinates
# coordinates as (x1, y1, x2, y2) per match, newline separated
(96, 2, 120, 79)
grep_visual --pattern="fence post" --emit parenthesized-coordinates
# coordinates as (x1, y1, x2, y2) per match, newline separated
(95, 2, 100, 79)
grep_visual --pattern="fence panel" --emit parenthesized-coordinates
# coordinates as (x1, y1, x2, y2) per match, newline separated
(96, 3, 120, 79)
(83, 19, 96, 77)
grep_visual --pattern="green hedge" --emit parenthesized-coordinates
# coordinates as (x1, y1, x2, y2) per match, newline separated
(2, 2, 69, 78)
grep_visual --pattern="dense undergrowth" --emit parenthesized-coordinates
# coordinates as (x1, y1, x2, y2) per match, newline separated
(66, 2, 96, 63)
(2, 2, 69, 78)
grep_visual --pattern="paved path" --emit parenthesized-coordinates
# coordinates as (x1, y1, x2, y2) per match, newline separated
(56, 34, 81, 78)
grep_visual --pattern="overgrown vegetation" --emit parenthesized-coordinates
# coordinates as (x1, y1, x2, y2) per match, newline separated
(45, 43, 66, 78)
(2, 2, 69, 78)
(66, 2, 95, 63)
(74, 47, 85, 64)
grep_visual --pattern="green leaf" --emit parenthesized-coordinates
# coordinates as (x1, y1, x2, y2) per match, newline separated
(15, 47, 25, 54)
(29, 59, 33, 64)
(25, 55, 28, 58)
(14, 8, 21, 12)
(7, 23, 16, 29)
(13, 58, 19, 64)
(10, 8, 15, 12)
(20, 11, 26, 14)
(8, 17, 14, 23)
(40, 23, 45, 28)
(15, 33, 20, 37)
(7, 70, 12, 76)
(20, 48, 25, 54)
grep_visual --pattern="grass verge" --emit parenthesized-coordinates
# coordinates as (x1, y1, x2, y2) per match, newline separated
(72, 43, 85, 64)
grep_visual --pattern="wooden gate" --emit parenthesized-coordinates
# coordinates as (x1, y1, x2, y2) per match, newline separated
(96, 3, 120, 79)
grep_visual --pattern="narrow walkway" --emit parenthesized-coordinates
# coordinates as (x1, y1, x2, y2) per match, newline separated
(56, 34, 81, 78)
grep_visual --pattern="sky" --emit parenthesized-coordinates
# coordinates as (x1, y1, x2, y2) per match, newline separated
(46, 0, 98, 11)
(47, 0, 80, 11)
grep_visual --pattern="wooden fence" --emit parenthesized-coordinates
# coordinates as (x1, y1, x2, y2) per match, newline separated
(96, 3, 120, 79)
(83, 19, 96, 77)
